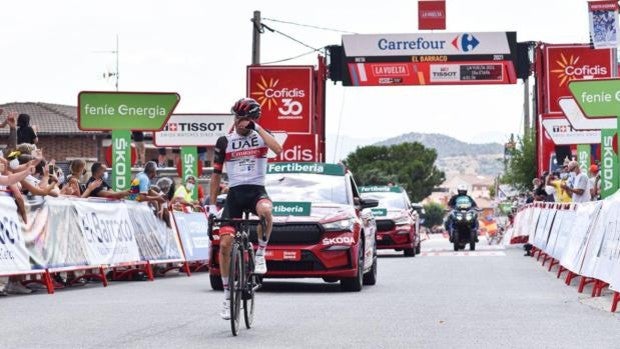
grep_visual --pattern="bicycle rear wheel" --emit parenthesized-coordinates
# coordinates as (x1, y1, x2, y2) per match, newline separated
(230, 245, 243, 336)
(244, 248, 256, 329)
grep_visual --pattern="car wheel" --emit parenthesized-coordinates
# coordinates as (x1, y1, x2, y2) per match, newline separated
(210, 273, 223, 291)
(341, 244, 364, 292)
(363, 256, 377, 285)
(403, 247, 415, 257)
(415, 241, 421, 255)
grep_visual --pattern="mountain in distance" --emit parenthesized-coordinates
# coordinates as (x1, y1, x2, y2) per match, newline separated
(376, 132, 505, 177)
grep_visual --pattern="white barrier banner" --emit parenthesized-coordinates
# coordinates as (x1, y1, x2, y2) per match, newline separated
(550, 206, 577, 260)
(74, 199, 141, 265)
(546, 208, 566, 258)
(0, 195, 30, 274)
(127, 201, 184, 261)
(560, 201, 602, 273)
(590, 198, 620, 283)
(27, 197, 90, 269)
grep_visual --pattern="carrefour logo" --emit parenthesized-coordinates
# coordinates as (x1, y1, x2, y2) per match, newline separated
(451, 34, 479, 52)
(551, 53, 608, 86)
(250, 75, 305, 116)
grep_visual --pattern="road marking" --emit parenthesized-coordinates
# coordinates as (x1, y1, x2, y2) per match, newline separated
(419, 251, 506, 257)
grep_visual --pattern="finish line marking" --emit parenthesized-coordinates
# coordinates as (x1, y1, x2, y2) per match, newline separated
(420, 251, 507, 257)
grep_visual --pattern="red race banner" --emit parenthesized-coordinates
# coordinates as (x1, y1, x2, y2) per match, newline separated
(348, 61, 516, 86)
(543, 44, 614, 114)
(418, 1, 446, 30)
(247, 66, 314, 134)
(270, 134, 319, 163)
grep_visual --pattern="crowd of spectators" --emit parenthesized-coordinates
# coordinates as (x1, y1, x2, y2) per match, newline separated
(526, 158, 601, 204)
(0, 110, 224, 296)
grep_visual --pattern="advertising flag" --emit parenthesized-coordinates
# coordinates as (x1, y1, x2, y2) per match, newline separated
(589, 1, 619, 49)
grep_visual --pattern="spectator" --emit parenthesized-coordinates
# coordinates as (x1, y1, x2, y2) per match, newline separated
(83, 162, 131, 199)
(155, 177, 174, 201)
(546, 170, 571, 203)
(197, 146, 207, 167)
(589, 164, 601, 200)
(60, 159, 87, 197)
(132, 131, 146, 167)
(128, 161, 166, 204)
(157, 147, 167, 167)
(532, 178, 548, 202)
(16, 113, 38, 145)
(562, 160, 591, 203)
(0, 110, 18, 150)
(172, 175, 200, 208)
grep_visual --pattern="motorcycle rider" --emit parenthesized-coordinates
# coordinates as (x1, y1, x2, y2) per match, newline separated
(445, 184, 479, 242)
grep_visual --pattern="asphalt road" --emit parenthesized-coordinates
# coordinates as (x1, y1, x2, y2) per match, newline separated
(2, 236, 619, 349)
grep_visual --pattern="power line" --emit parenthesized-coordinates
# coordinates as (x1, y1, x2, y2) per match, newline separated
(262, 48, 324, 65)
(262, 17, 358, 35)
(262, 23, 319, 51)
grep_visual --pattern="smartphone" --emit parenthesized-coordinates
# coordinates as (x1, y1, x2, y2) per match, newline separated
(49, 164, 54, 173)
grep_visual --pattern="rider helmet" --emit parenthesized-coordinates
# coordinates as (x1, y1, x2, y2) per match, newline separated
(231, 98, 261, 119)
(457, 184, 468, 195)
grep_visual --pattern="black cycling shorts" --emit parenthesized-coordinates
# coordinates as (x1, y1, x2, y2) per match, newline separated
(221, 185, 270, 224)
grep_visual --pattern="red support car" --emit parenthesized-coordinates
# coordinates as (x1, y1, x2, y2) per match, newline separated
(208, 162, 379, 292)
(359, 185, 421, 256)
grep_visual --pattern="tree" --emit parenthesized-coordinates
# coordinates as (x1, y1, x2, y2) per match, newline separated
(422, 202, 445, 228)
(501, 132, 536, 191)
(345, 142, 445, 202)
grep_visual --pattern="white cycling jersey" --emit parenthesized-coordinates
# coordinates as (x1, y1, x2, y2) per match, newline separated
(212, 130, 268, 187)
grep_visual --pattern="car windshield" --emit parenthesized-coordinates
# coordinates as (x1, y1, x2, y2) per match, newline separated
(265, 173, 349, 205)
(360, 192, 407, 209)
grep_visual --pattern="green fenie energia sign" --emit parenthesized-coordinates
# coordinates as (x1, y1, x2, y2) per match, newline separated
(78, 91, 180, 131)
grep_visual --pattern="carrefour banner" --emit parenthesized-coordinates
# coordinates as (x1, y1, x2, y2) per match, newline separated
(589, 1, 619, 49)
(173, 211, 210, 262)
(0, 195, 31, 274)
(74, 199, 141, 265)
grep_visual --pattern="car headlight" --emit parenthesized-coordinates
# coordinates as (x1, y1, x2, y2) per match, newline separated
(456, 213, 464, 220)
(323, 218, 355, 231)
(466, 212, 474, 221)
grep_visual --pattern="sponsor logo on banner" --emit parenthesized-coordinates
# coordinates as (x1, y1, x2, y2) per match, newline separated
(577, 144, 591, 174)
(0, 195, 30, 273)
(112, 130, 131, 191)
(247, 66, 314, 134)
(267, 162, 345, 176)
(342, 32, 511, 57)
(272, 202, 312, 216)
(430, 65, 460, 82)
(172, 211, 210, 262)
(372, 64, 410, 77)
(544, 44, 614, 113)
(271, 134, 318, 162)
(588, 1, 619, 49)
(542, 116, 601, 145)
(601, 129, 619, 198)
(418, 0, 446, 30)
(154, 114, 233, 147)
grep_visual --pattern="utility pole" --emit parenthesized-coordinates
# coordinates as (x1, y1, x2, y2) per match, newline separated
(115, 34, 119, 91)
(252, 11, 262, 65)
(523, 77, 530, 136)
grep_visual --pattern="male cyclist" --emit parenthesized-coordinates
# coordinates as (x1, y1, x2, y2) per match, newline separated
(208, 97, 282, 320)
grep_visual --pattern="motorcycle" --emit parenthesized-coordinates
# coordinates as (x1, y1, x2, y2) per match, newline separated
(448, 204, 480, 251)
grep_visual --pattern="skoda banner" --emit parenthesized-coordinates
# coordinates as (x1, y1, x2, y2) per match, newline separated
(247, 66, 314, 134)
(181, 147, 198, 200)
(577, 144, 591, 174)
(600, 129, 619, 198)
(112, 130, 132, 191)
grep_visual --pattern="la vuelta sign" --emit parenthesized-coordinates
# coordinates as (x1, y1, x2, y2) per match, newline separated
(247, 66, 314, 134)
(544, 44, 614, 113)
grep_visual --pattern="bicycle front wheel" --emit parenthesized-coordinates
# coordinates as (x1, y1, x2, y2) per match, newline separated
(244, 249, 256, 329)
(230, 245, 243, 336)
